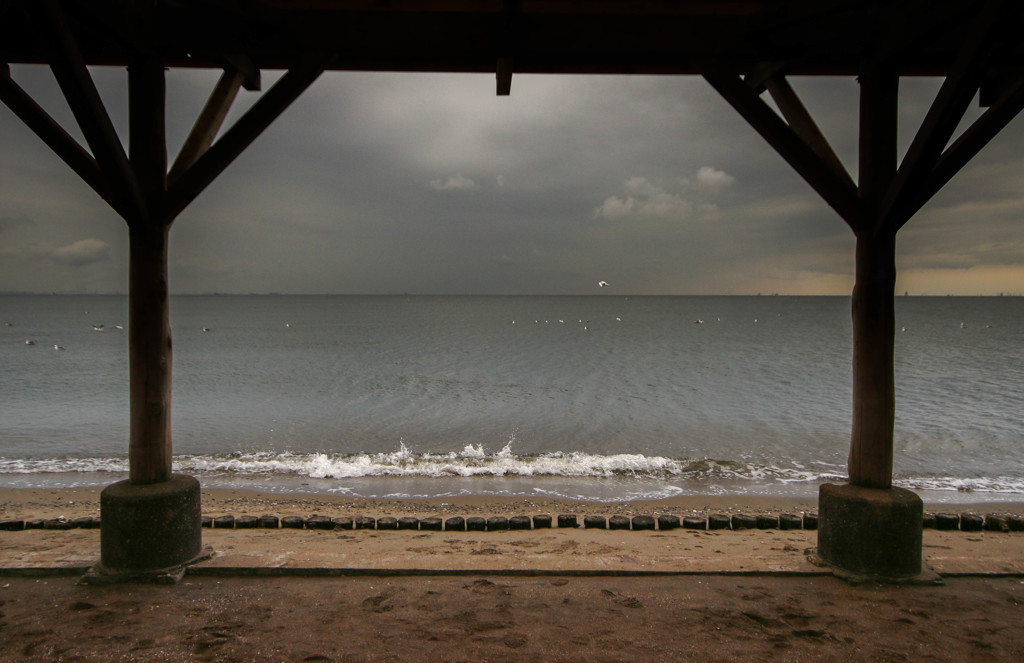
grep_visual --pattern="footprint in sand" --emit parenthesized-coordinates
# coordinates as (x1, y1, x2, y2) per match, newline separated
(462, 579, 513, 595)
(361, 594, 393, 613)
(601, 588, 643, 609)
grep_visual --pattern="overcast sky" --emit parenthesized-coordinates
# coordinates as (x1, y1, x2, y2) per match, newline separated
(2, 65, 1023, 295)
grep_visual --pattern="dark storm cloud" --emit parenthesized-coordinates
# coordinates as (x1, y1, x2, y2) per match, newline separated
(2, 65, 1023, 294)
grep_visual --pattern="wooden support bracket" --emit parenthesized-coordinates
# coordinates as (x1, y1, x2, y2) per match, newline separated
(698, 58, 862, 229)
(763, 74, 855, 194)
(879, 0, 1006, 231)
(164, 53, 333, 221)
(0, 64, 127, 216)
(24, 0, 145, 223)
(899, 72, 1024, 228)
(168, 69, 245, 186)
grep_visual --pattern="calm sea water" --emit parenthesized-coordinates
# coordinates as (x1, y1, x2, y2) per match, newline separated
(1, 295, 1022, 502)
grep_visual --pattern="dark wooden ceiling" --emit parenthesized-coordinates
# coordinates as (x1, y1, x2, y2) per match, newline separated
(2, 1, 1024, 79)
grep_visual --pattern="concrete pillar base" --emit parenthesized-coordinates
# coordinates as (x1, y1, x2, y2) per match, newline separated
(89, 474, 208, 582)
(815, 482, 925, 581)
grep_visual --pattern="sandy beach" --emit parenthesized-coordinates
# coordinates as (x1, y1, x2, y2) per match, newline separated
(3, 487, 1024, 661)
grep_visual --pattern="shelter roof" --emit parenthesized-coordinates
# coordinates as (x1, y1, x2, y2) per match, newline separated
(2, 1, 1024, 78)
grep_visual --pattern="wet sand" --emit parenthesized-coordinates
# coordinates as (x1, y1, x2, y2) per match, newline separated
(0, 485, 825, 521)
(7, 485, 1023, 521)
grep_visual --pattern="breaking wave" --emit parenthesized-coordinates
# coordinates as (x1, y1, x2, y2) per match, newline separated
(0, 441, 827, 481)
(2, 442, 1023, 496)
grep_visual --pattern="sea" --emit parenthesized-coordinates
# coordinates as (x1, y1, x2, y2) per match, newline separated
(1, 294, 1022, 504)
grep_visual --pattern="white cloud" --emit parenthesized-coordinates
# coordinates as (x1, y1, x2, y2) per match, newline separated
(596, 192, 695, 220)
(429, 174, 479, 191)
(50, 239, 111, 266)
(595, 167, 734, 222)
(695, 166, 735, 191)
(624, 176, 659, 196)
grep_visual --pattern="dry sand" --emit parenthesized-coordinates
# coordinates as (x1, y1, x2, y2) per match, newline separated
(2, 487, 1024, 661)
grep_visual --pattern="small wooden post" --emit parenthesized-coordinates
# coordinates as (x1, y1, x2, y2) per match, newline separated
(849, 61, 899, 489)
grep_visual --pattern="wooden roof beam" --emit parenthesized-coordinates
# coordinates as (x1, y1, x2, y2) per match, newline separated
(73, 0, 152, 56)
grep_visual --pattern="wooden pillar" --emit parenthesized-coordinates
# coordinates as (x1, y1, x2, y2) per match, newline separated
(849, 62, 899, 489)
(127, 56, 172, 485)
(127, 222, 172, 484)
(850, 228, 897, 488)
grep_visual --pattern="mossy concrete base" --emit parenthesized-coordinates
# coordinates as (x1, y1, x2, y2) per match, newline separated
(816, 483, 924, 581)
(95, 474, 206, 579)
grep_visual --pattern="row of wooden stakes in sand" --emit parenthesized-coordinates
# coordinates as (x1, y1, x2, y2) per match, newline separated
(3, 511, 1023, 533)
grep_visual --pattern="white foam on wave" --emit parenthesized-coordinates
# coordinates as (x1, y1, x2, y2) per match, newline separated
(0, 457, 128, 474)
(2, 443, 1023, 496)
(896, 475, 1024, 495)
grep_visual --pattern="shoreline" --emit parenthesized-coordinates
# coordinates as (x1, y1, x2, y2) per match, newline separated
(3, 485, 1023, 521)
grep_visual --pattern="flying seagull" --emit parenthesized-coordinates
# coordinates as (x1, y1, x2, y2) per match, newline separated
(598, 280, 609, 288)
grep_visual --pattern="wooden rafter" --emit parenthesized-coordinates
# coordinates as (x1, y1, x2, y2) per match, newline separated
(869, 0, 955, 65)
(163, 53, 333, 221)
(698, 58, 863, 229)
(74, 0, 151, 55)
(24, 0, 144, 223)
